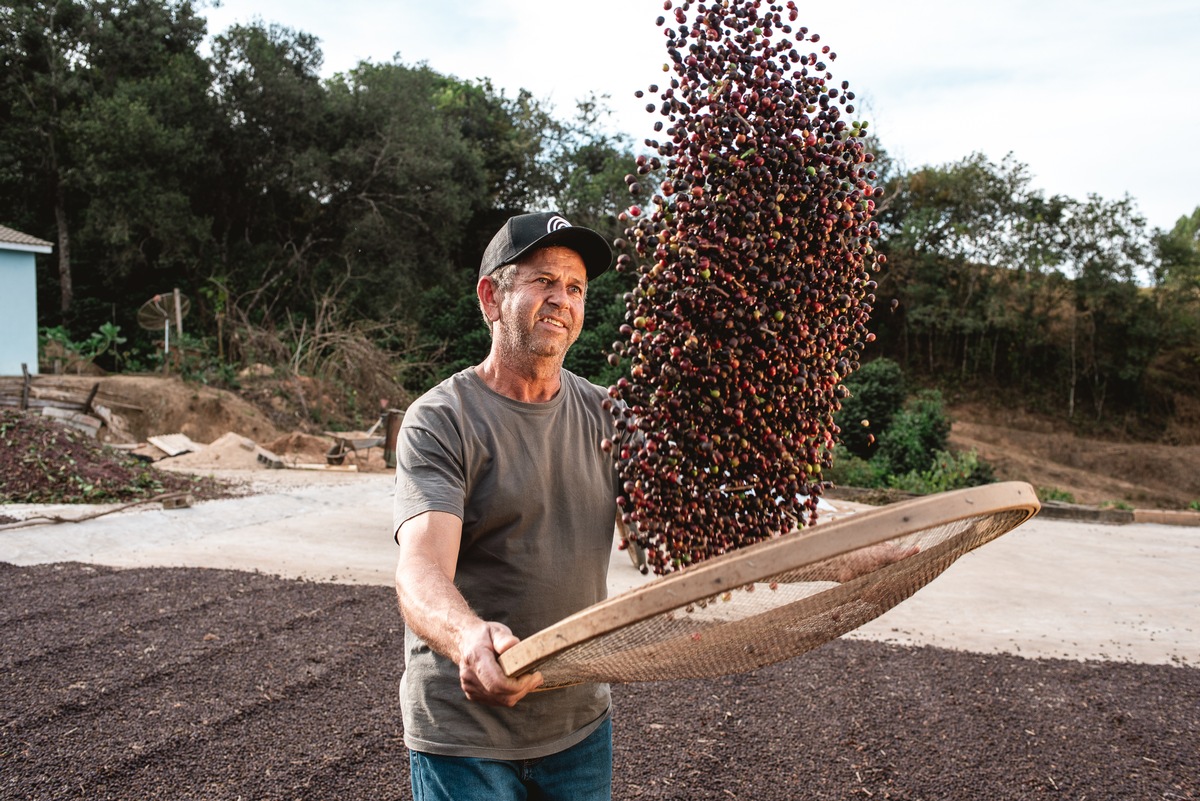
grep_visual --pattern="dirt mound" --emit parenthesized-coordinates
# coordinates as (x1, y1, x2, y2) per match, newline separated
(21, 374, 281, 444)
(265, 432, 334, 464)
(164, 432, 266, 471)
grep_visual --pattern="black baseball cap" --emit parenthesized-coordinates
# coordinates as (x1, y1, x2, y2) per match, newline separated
(479, 212, 612, 280)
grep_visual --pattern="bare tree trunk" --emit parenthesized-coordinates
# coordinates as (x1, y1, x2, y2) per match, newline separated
(1068, 310, 1076, 419)
(41, 6, 73, 319)
(53, 177, 72, 316)
(1094, 378, 1106, 421)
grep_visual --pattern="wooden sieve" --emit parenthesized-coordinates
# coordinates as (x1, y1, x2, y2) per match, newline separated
(500, 481, 1040, 687)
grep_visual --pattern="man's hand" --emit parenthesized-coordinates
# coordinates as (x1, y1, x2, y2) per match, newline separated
(457, 621, 544, 706)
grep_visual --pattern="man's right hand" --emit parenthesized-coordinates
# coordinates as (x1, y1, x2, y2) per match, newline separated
(396, 511, 542, 706)
(457, 621, 544, 707)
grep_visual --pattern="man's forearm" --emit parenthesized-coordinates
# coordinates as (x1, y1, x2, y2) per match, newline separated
(396, 555, 484, 664)
(395, 553, 542, 705)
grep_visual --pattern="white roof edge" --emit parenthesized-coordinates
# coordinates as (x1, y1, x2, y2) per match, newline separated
(1, 242, 53, 254)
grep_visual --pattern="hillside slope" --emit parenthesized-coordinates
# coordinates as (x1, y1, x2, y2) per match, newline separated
(948, 404, 1200, 508)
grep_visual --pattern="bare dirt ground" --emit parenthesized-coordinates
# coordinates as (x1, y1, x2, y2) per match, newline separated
(23, 375, 393, 474)
(31, 375, 1200, 506)
(2, 562, 1196, 801)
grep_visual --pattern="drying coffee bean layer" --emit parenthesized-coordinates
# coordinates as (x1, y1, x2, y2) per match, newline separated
(606, 0, 883, 574)
(4, 563, 1195, 800)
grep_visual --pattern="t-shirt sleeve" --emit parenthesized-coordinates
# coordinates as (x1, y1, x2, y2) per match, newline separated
(393, 421, 466, 540)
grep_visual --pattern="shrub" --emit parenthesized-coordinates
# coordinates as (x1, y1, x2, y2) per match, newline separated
(1037, 486, 1077, 504)
(887, 449, 995, 495)
(39, 323, 128, 372)
(825, 445, 887, 488)
(873, 389, 951, 477)
(836, 357, 905, 459)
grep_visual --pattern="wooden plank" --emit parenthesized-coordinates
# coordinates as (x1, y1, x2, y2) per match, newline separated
(41, 406, 102, 429)
(0, 378, 145, 412)
(0, 398, 84, 410)
(289, 462, 358, 472)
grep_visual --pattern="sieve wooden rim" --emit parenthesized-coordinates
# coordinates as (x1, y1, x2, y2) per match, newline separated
(500, 481, 1040, 679)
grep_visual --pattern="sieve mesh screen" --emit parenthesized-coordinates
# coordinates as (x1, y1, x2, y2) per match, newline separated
(500, 483, 1040, 687)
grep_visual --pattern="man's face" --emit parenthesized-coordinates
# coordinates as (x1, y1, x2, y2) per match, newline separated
(493, 246, 588, 364)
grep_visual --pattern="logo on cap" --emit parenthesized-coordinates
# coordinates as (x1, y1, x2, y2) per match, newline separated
(546, 215, 572, 232)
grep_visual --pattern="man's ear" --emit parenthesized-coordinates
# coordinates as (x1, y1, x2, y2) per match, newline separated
(478, 275, 501, 323)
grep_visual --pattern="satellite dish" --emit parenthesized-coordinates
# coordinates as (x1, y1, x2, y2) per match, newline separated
(137, 289, 191, 354)
(137, 290, 191, 331)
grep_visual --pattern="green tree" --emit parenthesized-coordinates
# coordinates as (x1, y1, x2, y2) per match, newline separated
(876, 153, 1041, 380)
(205, 21, 332, 323)
(548, 94, 646, 222)
(324, 62, 490, 316)
(1143, 207, 1200, 424)
(1156, 206, 1200, 287)
(431, 77, 560, 212)
(71, 0, 214, 299)
(872, 152, 1170, 427)
(1, 0, 214, 333)
(0, 0, 92, 316)
(874, 389, 951, 477)
(1058, 194, 1152, 419)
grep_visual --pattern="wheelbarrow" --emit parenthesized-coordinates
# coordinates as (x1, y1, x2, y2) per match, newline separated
(324, 416, 386, 466)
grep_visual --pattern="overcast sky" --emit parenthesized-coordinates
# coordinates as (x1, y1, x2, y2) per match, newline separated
(200, 0, 1198, 234)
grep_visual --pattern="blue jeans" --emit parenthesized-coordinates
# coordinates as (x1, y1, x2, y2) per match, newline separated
(409, 718, 612, 801)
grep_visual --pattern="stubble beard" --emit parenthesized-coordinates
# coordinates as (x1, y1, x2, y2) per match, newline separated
(496, 317, 578, 374)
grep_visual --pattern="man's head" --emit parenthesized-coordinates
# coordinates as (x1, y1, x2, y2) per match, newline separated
(477, 213, 612, 350)
(479, 245, 590, 368)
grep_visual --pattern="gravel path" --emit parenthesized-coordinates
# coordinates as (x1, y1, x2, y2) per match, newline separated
(2, 562, 1196, 800)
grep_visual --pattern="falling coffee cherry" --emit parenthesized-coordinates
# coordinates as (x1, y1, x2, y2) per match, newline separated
(606, 0, 884, 575)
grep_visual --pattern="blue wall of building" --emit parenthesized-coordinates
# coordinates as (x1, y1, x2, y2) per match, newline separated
(0, 248, 39, 376)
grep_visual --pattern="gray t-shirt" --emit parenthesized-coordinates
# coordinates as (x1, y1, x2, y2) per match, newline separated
(393, 367, 619, 759)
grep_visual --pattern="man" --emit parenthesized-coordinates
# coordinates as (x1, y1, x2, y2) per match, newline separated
(394, 211, 618, 800)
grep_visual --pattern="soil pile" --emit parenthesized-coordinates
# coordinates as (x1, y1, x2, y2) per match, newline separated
(13, 374, 282, 444)
(2, 562, 1195, 801)
(264, 432, 332, 465)
(0, 410, 231, 505)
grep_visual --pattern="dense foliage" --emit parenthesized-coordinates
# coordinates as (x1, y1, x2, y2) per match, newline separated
(829, 359, 994, 494)
(1, 0, 646, 393)
(871, 154, 1200, 432)
(2, 0, 1198, 439)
